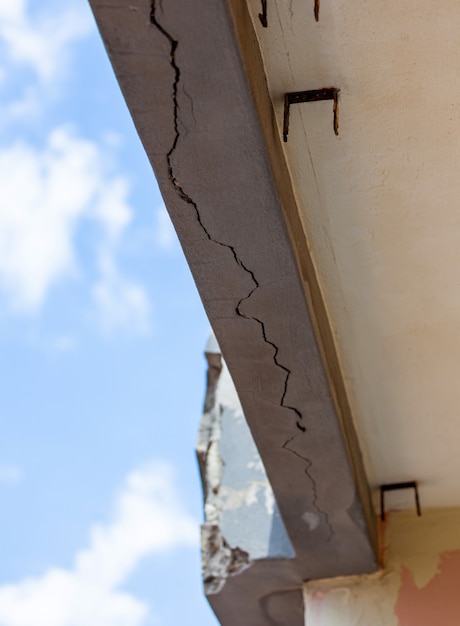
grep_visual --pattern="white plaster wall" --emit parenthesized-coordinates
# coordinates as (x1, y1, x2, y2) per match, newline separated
(248, 0, 460, 506)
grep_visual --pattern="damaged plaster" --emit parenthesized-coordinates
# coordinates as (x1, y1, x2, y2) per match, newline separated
(197, 334, 295, 596)
(147, 3, 345, 569)
(149, 2, 309, 438)
(89, 2, 377, 612)
(201, 525, 251, 595)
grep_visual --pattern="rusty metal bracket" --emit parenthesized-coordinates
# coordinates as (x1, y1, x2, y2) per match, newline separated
(260, 1, 319, 27)
(259, 0, 267, 27)
(380, 481, 421, 521)
(283, 87, 340, 141)
(260, 1, 320, 28)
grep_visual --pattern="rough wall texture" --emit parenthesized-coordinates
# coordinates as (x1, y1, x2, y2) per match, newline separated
(197, 334, 302, 625)
(304, 509, 460, 626)
(198, 335, 294, 577)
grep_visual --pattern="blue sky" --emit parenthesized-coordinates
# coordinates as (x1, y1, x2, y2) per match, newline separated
(0, 1, 217, 624)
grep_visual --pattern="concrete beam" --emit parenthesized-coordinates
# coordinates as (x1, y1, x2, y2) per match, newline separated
(89, 0, 378, 619)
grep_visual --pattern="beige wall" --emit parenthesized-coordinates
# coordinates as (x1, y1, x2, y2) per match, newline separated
(304, 509, 460, 625)
(248, 0, 460, 508)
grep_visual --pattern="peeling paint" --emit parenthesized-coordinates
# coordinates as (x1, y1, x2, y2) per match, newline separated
(205, 438, 222, 495)
(219, 481, 275, 517)
(304, 509, 460, 625)
(220, 483, 266, 509)
(302, 511, 320, 530)
(201, 524, 251, 596)
(197, 335, 295, 591)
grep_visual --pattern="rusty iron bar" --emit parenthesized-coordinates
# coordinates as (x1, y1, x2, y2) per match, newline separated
(314, 0, 320, 21)
(380, 481, 421, 521)
(283, 87, 340, 141)
(260, 1, 319, 27)
(259, 0, 267, 27)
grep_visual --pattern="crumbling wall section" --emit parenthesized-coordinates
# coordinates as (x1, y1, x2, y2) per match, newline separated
(197, 333, 294, 596)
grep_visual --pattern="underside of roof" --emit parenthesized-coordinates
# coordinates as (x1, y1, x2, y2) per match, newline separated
(83, 0, 437, 622)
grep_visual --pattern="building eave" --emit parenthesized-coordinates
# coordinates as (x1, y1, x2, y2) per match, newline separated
(89, 0, 378, 621)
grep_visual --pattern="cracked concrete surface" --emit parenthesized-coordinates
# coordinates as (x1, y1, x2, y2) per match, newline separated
(282, 435, 334, 542)
(145, 7, 342, 580)
(150, 0, 308, 445)
(198, 336, 295, 563)
(197, 336, 302, 623)
(149, 1, 336, 564)
(89, 0, 378, 622)
(202, 524, 251, 595)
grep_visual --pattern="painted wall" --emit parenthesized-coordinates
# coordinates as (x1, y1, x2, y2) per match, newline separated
(304, 509, 460, 625)
(248, 0, 460, 507)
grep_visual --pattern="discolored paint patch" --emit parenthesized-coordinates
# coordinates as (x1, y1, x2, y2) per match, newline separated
(304, 510, 460, 625)
(395, 550, 460, 626)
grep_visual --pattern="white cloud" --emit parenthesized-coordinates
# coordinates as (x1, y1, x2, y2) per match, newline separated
(93, 178, 132, 244)
(0, 465, 23, 486)
(154, 205, 178, 252)
(0, 463, 198, 626)
(0, 0, 92, 82)
(0, 1, 93, 127)
(0, 126, 151, 334)
(0, 3, 152, 335)
(0, 128, 96, 309)
(92, 254, 151, 336)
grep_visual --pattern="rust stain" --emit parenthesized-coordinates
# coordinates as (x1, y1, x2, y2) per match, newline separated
(332, 89, 339, 136)
(378, 515, 388, 569)
(314, 0, 320, 21)
(259, 0, 267, 27)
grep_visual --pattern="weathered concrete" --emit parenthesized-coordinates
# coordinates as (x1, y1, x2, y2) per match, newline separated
(198, 336, 294, 568)
(198, 334, 303, 624)
(89, 0, 378, 621)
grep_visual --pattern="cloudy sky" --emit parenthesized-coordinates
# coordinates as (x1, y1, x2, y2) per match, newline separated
(0, 0, 216, 624)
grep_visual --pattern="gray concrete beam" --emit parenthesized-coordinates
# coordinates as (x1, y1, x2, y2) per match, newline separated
(89, 0, 378, 621)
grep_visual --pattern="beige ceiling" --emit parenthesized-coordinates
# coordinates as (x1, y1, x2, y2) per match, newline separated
(248, 0, 460, 508)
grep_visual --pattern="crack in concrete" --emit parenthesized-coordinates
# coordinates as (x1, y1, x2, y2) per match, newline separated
(149, 0, 337, 553)
(149, 1, 306, 429)
(282, 436, 333, 541)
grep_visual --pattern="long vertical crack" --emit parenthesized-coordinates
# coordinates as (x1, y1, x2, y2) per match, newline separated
(148, 0, 340, 543)
(149, 1, 306, 435)
(282, 436, 333, 541)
